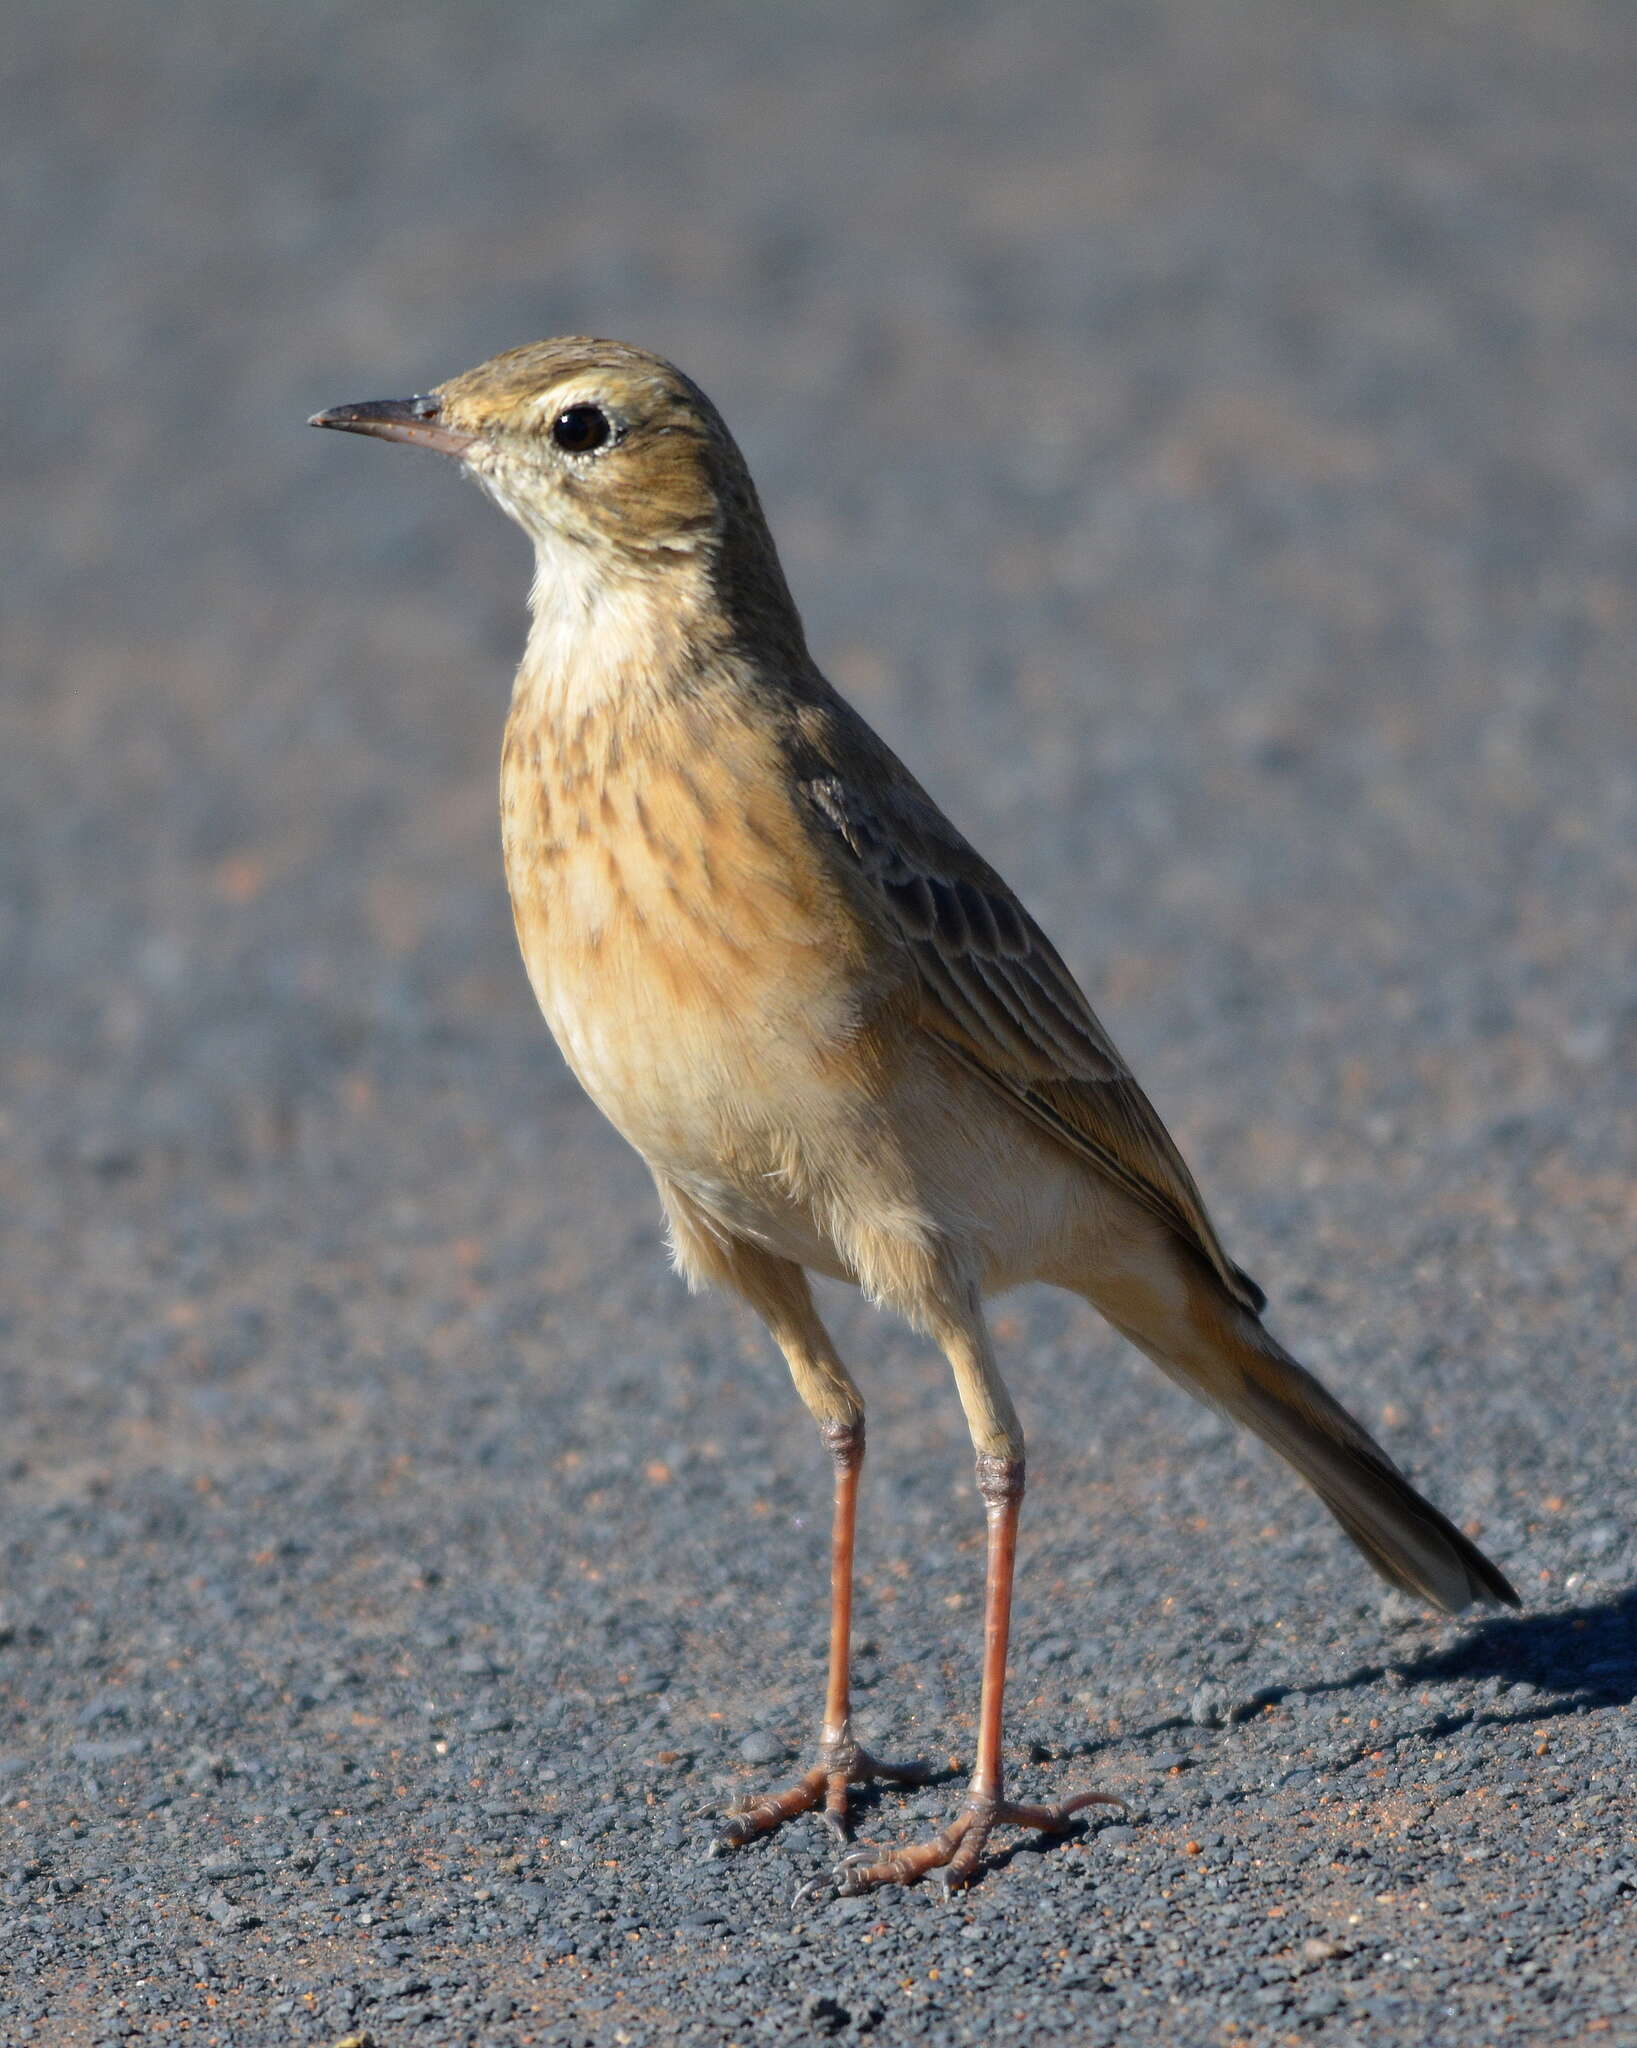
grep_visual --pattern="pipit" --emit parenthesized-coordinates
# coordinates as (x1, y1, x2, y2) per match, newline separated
(312, 338, 1518, 1894)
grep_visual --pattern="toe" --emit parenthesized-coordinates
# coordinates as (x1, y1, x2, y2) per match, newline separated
(791, 1871, 838, 1910)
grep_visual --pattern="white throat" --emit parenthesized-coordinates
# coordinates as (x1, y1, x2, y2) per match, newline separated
(514, 526, 691, 723)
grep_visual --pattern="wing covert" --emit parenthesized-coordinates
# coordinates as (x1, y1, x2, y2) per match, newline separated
(801, 768, 1264, 1315)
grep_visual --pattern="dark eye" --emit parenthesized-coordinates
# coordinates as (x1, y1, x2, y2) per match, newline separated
(551, 404, 612, 454)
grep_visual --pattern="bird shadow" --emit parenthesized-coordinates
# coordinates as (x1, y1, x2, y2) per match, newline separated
(1396, 1581, 1637, 1706)
(833, 1759, 964, 1829)
(1052, 1581, 1637, 1769)
(787, 1589, 1637, 1895)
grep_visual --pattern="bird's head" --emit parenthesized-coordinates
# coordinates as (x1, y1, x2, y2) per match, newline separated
(313, 337, 807, 664)
(311, 336, 767, 567)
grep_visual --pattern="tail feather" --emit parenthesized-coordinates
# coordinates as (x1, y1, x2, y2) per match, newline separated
(1231, 1338, 1519, 1613)
(1104, 1275, 1519, 1616)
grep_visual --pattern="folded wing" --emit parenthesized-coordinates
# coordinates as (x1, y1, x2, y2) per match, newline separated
(799, 750, 1264, 1316)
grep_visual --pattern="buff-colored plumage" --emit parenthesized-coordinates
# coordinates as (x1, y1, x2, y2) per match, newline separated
(312, 338, 1517, 1893)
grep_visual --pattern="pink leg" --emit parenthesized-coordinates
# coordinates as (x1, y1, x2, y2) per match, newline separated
(834, 1455, 1124, 1892)
(711, 1422, 929, 1856)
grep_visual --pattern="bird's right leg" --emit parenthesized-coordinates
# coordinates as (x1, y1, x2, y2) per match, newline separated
(711, 1401, 931, 1856)
(653, 1194, 930, 1854)
(708, 1248, 931, 1852)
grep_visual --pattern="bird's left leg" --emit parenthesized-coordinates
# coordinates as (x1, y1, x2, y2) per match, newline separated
(651, 1196, 929, 1855)
(834, 1288, 1122, 1892)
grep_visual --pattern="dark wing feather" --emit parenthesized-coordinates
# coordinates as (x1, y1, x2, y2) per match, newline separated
(802, 767, 1264, 1315)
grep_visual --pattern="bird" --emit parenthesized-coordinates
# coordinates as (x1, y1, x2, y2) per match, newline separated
(310, 337, 1518, 1894)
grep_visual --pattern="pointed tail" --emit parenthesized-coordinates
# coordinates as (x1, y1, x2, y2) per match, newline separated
(1104, 1268, 1519, 1615)
(1228, 1331, 1519, 1612)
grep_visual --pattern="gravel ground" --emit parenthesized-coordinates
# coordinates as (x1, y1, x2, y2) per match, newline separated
(5, 2, 1636, 2043)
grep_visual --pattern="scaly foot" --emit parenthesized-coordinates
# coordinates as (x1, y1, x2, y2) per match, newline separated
(710, 1732, 933, 1856)
(823, 1785, 1126, 1894)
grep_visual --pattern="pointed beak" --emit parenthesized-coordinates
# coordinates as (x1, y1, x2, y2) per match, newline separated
(308, 393, 480, 459)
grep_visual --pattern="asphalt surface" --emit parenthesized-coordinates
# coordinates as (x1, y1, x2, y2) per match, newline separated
(4, 2, 1637, 2043)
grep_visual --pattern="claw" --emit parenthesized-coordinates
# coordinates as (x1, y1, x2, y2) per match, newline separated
(1063, 1789, 1129, 1823)
(708, 1742, 933, 1864)
(791, 1872, 836, 1911)
(813, 1781, 1126, 1892)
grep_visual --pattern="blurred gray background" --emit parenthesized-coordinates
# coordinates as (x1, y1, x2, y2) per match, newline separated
(2, 4, 1635, 2043)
